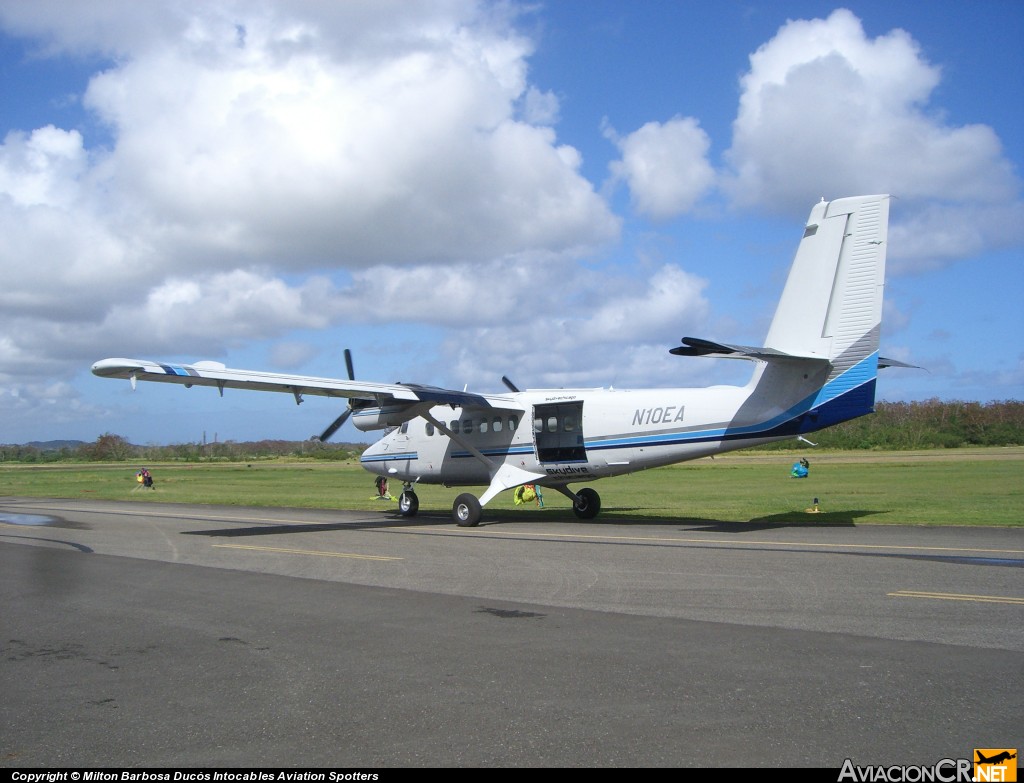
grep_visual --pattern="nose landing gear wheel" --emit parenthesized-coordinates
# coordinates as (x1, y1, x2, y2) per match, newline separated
(453, 493, 482, 527)
(398, 490, 419, 517)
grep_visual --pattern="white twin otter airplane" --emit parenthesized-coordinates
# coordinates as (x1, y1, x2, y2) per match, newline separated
(94, 194, 912, 526)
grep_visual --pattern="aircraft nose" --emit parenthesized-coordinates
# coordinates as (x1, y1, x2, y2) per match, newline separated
(359, 439, 388, 471)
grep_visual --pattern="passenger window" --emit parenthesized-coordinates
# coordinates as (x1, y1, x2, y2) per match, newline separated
(533, 417, 543, 433)
(462, 419, 473, 435)
(547, 416, 558, 433)
(400, 422, 408, 434)
(492, 417, 502, 432)
(509, 415, 518, 431)
(479, 420, 488, 434)
(563, 415, 575, 432)
(425, 422, 434, 436)
(450, 420, 458, 432)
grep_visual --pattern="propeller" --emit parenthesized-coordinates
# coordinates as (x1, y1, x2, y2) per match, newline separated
(501, 375, 520, 393)
(316, 348, 355, 442)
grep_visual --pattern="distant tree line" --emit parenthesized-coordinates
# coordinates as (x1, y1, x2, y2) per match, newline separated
(0, 434, 366, 463)
(1, 400, 1021, 463)
(754, 399, 1023, 450)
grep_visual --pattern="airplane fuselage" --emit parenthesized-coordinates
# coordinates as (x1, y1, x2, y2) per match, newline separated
(359, 382, 780, 488)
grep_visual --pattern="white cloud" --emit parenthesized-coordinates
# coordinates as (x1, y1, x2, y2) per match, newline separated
(80, 269, 336, 362)
(520, 86, 560, 126)
(722, 8, 1023, 265)
(886, 200, 1024, 272)
(606, 116, 715, 220)
(437, 260, 713, 391)
(0, 379, 103, 427)
(0, 126, 87, 207)
(0, 1, 620, 400)
(71, 4, 616, 269)
(0, 0, 187, 58)
(269, 340, 319, 370)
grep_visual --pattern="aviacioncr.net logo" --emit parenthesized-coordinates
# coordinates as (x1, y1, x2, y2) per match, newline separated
(838, 758, 973, 782)
(974, 749, 1017, 783)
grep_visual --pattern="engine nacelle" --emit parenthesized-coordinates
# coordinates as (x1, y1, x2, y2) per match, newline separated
(351, 404, 421, 432)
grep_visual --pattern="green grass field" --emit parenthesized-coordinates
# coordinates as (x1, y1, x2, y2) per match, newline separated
(1, 448, 1021, 526)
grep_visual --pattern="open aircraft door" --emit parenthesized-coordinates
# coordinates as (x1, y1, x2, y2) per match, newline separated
(532, 402, 587, 463)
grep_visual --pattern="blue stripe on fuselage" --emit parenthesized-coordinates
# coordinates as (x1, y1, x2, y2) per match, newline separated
(450, 445, 534, 460)
(356, 355, 878, 463)
(587, 353, 878, 452)
(360, 452, 418, 464)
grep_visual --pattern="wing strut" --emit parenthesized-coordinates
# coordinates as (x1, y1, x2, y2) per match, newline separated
(419, 410, 544, 507)
(421, 411, 497, 470)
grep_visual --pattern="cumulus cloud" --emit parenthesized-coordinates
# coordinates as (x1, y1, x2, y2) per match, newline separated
(70, 2, 616, 269)
(886, 200, 1024, 272)
(0, 125, 87, 207)
(0, 0, 620, 399)
(721, 8, 1023, 267)
(436, 260, 713, 390)
(606, 116, 715, 220)
(269, 340, 319, 371)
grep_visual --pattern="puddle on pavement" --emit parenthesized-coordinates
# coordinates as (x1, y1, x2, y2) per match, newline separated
(0, 513, 58, 526)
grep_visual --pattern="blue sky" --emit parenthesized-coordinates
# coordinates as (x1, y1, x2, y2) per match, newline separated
(1, 0, 1022, 446)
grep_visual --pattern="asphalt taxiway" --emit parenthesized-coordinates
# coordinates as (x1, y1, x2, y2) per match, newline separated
(2, 497, 1021, 767)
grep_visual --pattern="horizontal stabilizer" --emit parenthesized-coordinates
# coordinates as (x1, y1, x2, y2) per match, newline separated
(878, 356, 922, 370)
(669, 337, 827, 364)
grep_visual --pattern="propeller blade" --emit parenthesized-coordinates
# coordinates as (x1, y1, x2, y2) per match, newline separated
(501, 375, 520, 393)
(316, 349, 358, 442)
(317, 408, 352, 442)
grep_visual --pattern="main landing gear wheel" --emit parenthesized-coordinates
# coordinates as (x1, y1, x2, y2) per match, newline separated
(452, 493, 482, 527)
(398, 490, 419, 517)
(572, 487, 601, 520)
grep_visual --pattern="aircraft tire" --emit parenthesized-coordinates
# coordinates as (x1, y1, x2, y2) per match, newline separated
(453, 493, 482, 527)
(398, 490, 419, 517)
(572, 487, 601, 519)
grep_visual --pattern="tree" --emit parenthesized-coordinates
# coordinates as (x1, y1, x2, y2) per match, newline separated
(84, 433, 135, 461)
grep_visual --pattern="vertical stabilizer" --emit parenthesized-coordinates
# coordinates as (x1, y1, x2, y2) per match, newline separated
(749, 195, 890, 432)
(766, 195, 889, 368)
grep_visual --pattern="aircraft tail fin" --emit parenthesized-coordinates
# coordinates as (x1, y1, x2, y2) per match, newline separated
(669, 195, 892, 434)
(757, 194, 890, 429)
(765, 194, 889, 369)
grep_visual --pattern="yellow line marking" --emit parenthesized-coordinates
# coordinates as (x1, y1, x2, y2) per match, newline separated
(212, 543, 402, 561)
(888, 590, 1024, 605)
(398, 526, 1024, 556)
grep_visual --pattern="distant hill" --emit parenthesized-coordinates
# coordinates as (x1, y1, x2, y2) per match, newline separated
(18, 440, 88, 451)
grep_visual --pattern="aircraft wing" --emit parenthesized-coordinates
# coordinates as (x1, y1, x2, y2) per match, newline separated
(91, 357, 520, 411)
